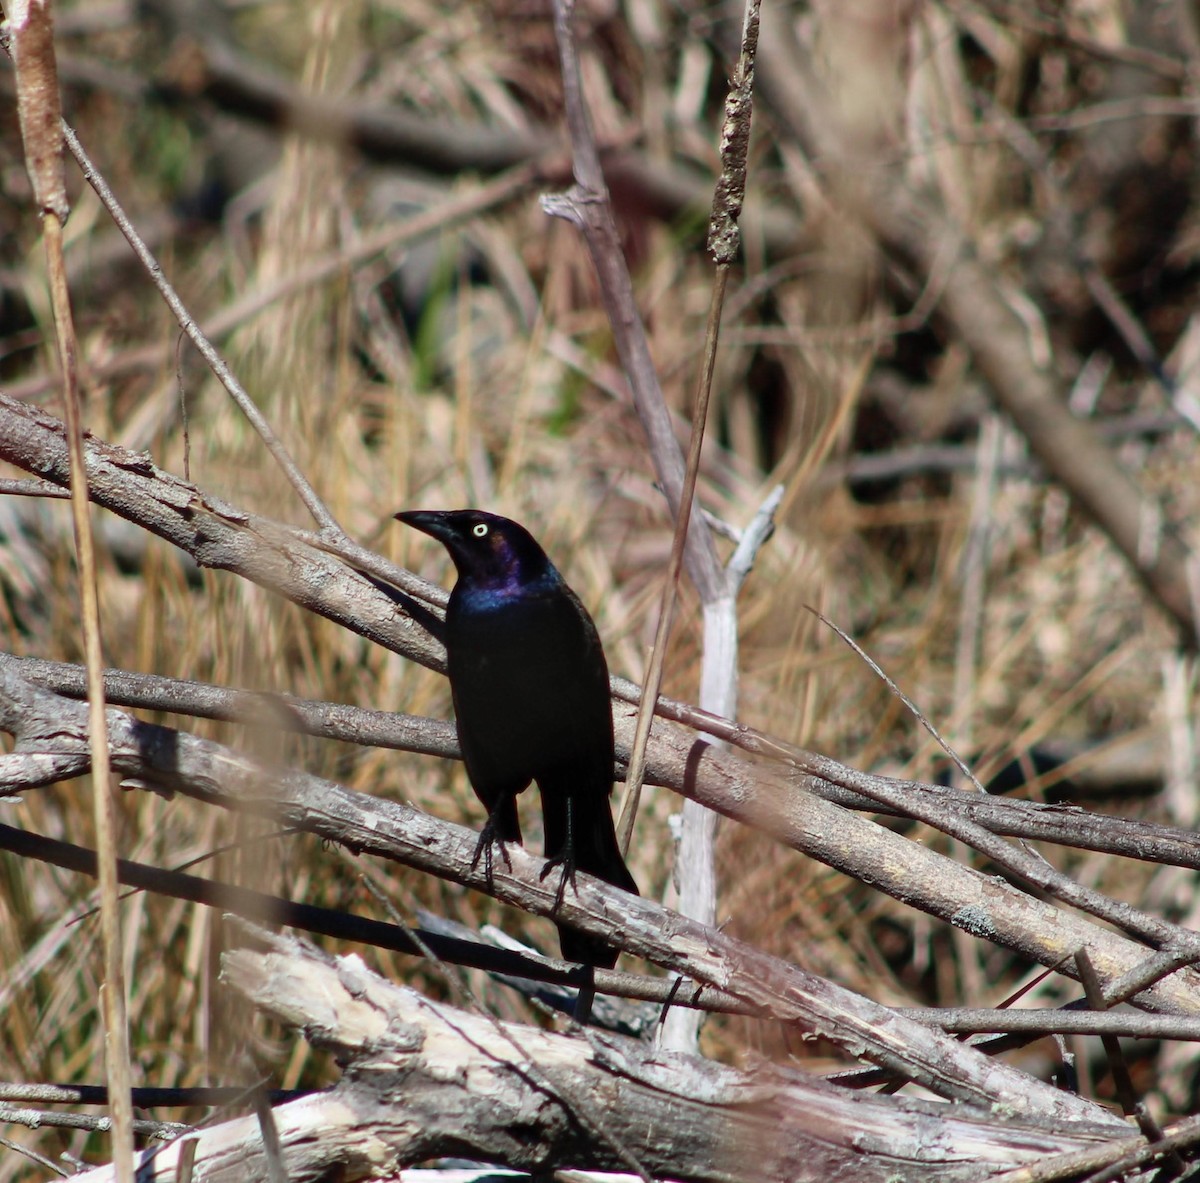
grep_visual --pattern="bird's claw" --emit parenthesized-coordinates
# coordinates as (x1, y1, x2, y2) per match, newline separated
(471, 820, 512, 884)
(540, 847, 577, 912)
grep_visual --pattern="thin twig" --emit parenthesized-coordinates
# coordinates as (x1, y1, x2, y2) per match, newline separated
(0, 1135, 69, 1179)
(250, 1088, 286, 1183)
(540, 12, 723, 597)
(617, 268, 730, 853)
(725, 484, 784, 592)
(0, 1082, 301, 1108)
(897, 1006, 1200, 1041)
(60, 123, 343, 536)
(811, 606, 987, 794)
(0, 477, 69, 498)
(0, 1106, 185, 1141)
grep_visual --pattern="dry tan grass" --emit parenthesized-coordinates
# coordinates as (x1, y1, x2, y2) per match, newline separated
(1, 0, 1199, 1174)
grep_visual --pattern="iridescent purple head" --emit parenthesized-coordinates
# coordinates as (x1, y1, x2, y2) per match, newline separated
(395, 509, 557, 591)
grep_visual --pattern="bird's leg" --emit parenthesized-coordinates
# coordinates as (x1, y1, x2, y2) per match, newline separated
(540, 797, 577, 912)
(470, 810, 514, 884)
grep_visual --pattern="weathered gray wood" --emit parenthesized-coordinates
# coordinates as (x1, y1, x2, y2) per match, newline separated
(0, 393, 446, 672)
(66, 931, 1128, 1183)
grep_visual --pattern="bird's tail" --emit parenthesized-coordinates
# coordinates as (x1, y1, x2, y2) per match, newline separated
(541, 786, 638, 969)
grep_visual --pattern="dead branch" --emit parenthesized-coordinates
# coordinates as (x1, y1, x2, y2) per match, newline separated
(0, 392, 445, 671)
(5, 652, 1200, 877)
(69, 928, 1127, 1183)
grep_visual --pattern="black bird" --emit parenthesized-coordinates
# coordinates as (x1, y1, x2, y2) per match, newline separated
(396, 509, 638, 969)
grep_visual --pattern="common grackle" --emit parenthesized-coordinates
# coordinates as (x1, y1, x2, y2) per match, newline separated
(396, 509, 638, 969)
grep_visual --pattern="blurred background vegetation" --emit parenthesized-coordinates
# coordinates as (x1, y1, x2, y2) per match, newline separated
(1, 0, 1199, 1175)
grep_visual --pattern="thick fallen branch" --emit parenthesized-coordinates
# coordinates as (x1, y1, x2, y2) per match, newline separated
(69, 929, 1126, 1183)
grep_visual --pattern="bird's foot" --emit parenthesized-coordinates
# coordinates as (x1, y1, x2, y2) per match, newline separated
(540, 845, 577, 912)
(470, 821, 513, 884)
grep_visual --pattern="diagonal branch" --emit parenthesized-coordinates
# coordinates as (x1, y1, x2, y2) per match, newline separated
(7, 653, 1200, 874)
(63, 123, 342, 536)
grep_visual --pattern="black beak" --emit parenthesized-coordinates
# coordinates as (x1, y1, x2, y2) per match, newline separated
(395, 509, 455, 545)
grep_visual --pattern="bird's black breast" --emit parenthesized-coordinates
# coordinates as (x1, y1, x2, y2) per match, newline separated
(445, 579, 613, 799)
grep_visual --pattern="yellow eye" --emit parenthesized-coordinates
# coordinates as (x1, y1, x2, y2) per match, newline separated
(472, 523, 489, 538)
